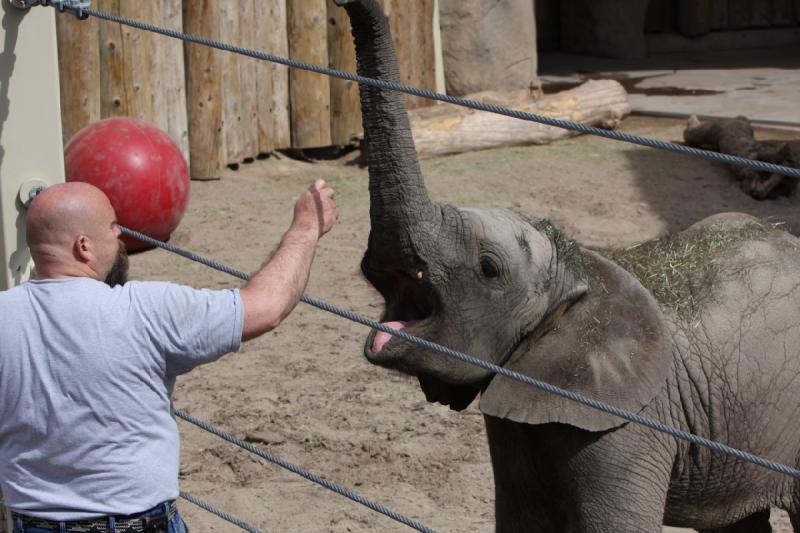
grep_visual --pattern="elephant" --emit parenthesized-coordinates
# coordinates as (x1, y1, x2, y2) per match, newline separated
(335, 0, 800, 531)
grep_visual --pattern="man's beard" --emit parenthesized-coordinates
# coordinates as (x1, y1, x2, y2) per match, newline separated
(104, 240, 129, 287)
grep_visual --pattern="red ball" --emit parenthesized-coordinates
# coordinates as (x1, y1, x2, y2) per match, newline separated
(64, 118, 190, 253)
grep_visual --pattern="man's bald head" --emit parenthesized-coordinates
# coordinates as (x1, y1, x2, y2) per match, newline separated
(27, 182, 127, 284)
(27, 182, 115, 247)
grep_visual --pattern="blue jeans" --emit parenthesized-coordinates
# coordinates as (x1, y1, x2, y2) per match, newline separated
(12, 501, 189, 533)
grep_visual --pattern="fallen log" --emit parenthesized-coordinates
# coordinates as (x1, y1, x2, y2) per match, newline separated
(683, 115, 799, 199)
(405, 80, 631, 159)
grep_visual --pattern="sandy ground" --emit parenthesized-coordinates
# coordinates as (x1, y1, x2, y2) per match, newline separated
(128, 116, 800, 532)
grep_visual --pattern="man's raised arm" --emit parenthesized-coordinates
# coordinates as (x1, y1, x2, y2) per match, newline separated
(239, 179, 338, 341)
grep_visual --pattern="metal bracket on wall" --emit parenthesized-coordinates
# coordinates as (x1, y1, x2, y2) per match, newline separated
(18, 179, 47, 208)
(7, 0, 89, 19)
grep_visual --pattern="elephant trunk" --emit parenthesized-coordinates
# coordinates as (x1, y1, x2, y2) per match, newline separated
(337, 0, 436, 251)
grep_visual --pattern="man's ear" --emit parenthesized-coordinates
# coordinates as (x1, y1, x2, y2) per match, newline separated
(74, 235, 94, 264)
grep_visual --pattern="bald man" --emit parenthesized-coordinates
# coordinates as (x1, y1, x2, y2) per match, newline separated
(0, 180, 337, 533)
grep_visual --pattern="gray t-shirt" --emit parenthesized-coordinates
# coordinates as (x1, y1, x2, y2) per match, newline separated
(0, 277, 244, 520)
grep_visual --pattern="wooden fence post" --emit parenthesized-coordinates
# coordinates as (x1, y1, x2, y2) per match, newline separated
(97, 0, 128, 118)
(55, 13, 100, 145)
(183, 0, 225, 179)
(218, 1, 244, 166)
(254, 0, 292, 152)
(287, 0, 331, 149)
(157, 0, 190, 161)
(327, 0, 362, 147)
(238, 0, 259, 162)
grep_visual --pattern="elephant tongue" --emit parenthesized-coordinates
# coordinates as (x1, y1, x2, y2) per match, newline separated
(373, 321, 416, 352)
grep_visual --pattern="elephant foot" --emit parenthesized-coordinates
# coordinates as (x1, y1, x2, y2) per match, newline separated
(698, 508, 771, 533)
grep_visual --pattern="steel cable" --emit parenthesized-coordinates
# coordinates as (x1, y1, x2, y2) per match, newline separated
(179, 491, 263, 533)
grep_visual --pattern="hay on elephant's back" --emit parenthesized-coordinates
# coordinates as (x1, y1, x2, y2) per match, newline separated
(598, 222, 785, 321)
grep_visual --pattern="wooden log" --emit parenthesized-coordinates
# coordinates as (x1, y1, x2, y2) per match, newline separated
(97, 0, 128, 118)
(771, 0, 795, 24)
(710, 0, 729, 30)
(327, 0, 362, 146)
(405, 80, 631, 159)
(684, 115, 799, 199)
(678, 0, 711, 36)
(117, 3, 154, 121)
(183, 0, 225, 179)
(56, 11, 101, 145)
(238, 0, 259, 161)
(219, 1, 243, 165)
(287, 0, 331, 149)
(158, 0, 189, 162)
(254, 0, 291, 152)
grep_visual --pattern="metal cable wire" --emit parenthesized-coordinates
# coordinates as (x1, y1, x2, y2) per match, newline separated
(119, 226, 800, 480)
(52, 5, 800, 181)
(179, 491, 263, 533)
(174, 410, 437, 533)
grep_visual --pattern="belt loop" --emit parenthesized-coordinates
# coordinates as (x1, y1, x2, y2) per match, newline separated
(14, 515, 23, 532)
(109, 515, 117, 533)
(59, 521, 67, 533)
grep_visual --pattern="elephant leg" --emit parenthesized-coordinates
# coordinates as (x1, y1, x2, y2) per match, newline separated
(697, 509, 771, 533)
(486, 418, 564, 532)
(486, 417, 676, 533)
(563, 422, 675, 533)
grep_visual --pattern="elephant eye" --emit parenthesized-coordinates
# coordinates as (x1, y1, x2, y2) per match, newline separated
(480, 255, 500, 278)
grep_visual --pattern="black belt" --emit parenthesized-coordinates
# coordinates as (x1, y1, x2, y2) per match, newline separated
(12, 500, 177, 533)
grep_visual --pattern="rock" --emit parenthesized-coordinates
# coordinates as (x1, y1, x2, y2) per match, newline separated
(438, 0, 539, 96)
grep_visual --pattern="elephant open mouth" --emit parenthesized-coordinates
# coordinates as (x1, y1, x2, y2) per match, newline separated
(364, 269, 439, 360)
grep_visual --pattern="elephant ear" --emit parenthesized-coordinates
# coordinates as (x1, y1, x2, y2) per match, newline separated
(480, 249, 671, 432)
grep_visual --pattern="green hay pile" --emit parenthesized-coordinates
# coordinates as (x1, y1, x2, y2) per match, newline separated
(599, 222, 782, 320)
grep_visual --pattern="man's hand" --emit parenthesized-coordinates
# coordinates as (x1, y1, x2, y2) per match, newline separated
(240, 179, 338, 342)
(292, 179, 338, 239)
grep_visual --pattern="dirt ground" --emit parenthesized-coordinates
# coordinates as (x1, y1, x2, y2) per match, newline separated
(128, 116, 800, 533)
